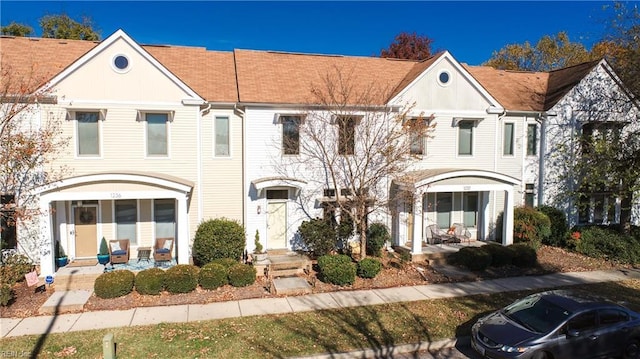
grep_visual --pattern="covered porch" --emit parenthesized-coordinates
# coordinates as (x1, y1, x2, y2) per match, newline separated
(35, 172, 193, 277)
(391, 169, 519, 256)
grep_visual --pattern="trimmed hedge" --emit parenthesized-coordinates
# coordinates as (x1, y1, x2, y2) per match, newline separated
(298, 218, 337, 257)
(135, 268, 166, 295)
(94, 270, 135, 299)
(447, 247, 492, 271)
(317, 254, 356, 286)
(210, 258, 239, 270)
(192, 218, 246, 266)
(481, 243, 514, 267)
(357, 258, 382, 278)
(509, 244, 538, 268)
(367, 223, 390, 257)
(0, 283, 14, 306)
(575, 227, 640, 264)
(537, 205, 568, 247)
(0, 253, 33, 286)
(165, 265, 200, 294)
(199, 263, 228, 289)
(513, 206, 551, 250)
(228, 264, 256, 287)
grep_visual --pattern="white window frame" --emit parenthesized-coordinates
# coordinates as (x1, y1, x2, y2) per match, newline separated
(527, 123, 538, 156)
(70, 109, 105, 158)
(456, 120, 475, 157)
(503, 122, 515, 157)
(281, 115, 302, 156)
(139, 111, 172, 158)
(214, 116, 231, 158)
(113, 199, 139, 246)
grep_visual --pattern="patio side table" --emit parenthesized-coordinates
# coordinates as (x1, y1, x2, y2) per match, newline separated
(137, 247, 152, 262)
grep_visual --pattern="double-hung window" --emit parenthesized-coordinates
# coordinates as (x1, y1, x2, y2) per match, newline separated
(527, 124, 538, 156)
(154, 199, 175, 239)
(337, 116, 356, 155)
(76, 111, 100, 156)
(458, 120, 474, 156)
(282, 116, 301, 155)
(115, 200, 137, 245)
(215, 116, 230, 157)
(503, 122, 515, 156)
(407, 118, 426, 155)
(146, 113, 168, 156)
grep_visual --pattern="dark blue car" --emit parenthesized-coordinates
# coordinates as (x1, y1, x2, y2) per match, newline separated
(471, 290, 640, 359)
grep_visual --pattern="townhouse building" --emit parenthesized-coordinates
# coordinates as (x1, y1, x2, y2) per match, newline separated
(1, 30, 636, 276)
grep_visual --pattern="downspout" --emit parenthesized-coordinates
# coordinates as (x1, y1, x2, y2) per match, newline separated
(234, 103, 246, 229)
(493, 110, 506, 241)
(198, 103, 211, 222)
(537, 111, 555, 206)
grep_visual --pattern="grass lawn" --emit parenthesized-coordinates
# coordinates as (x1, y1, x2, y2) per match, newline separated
(3, 280, 640, 358)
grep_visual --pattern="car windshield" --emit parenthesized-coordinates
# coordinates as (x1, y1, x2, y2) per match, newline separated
(502, 296, 572, 333)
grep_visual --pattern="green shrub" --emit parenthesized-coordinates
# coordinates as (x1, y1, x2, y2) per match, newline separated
(576, 227, 640, 264)
(94, 270, 135, 299)
(317, 254, 356, 286)
(199, 263, 228, 289)
(447, 247, 492, 271)
(481, 243, 514, 267)
(227, 264, 256, 287)
(135, 268, 166, 295)
(0, 253, 33, 285)
(357, 258, 382, 278)
(0, 283, 14, 306)
(509, 244, 538, 268)
(298, 218, 337, 257)
(537, 205, 568, 247)
(192, 218, 246, 266)
(165, 265, 200, 293)
(513, 206, 551, 250)
(367, 223, 390, 257)
(210, 258, 239, 270)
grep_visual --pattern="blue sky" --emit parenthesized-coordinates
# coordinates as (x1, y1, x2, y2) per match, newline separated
(0, 1, 619, 65)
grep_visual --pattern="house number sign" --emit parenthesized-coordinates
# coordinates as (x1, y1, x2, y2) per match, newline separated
(110, 193, 122, 199)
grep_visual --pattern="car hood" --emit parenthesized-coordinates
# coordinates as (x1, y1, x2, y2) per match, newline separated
(477, 311, 540, 347)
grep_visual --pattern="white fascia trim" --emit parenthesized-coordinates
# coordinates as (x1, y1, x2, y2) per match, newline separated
(60, 99, 188, 108)
(40, 29, 204, 103)
(35, 173, 193, 195)
(413, 170, 520, 189)
(388, 51, 502, 108)
(182, 98, 206, 106)
(41, 190, 183, 203)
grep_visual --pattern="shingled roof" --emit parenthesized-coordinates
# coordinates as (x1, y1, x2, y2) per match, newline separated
(1, 34, 604, 111)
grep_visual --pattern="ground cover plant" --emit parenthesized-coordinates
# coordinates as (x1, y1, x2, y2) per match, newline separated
(4, 279, 640, 358)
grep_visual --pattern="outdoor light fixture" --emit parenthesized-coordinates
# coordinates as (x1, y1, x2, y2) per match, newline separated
(257, 205, 261, 214)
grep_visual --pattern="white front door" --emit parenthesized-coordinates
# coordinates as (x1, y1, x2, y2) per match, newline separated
(267, 202, 287, 249)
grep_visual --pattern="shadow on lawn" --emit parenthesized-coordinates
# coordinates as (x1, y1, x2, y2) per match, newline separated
(29, 268, 77, 359)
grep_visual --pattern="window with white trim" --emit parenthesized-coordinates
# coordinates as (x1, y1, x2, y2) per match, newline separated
(154, 199, 175, 240)
(215, 116, 230, 157)
(337, 116, 356, 155)
(458, 120, 474, 155)
(503, 122, 515, 156)
(463, 192, 478, 227)
(115, 200, 137, 245)
(282, 116, 301, 155)
(527, 124, 538, 156)
(525, 184, 535, 207)
(76, 111, 100, 156)
(146, 113, 168, 156)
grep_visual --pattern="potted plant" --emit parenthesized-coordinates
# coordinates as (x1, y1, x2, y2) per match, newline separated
(55, 241, 68, 267)
(253, 230, 267, 262)
(97, 237, 110, 265)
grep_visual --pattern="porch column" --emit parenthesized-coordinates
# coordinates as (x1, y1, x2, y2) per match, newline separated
(411, 193, 423, 254)
(39, 198, 55, 277)
(481, 191, 490, 241)
(176, 194, 189, 264)
(503, 188, 514, 245)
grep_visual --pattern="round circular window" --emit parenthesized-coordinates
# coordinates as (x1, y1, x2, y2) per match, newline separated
(112, 54, 130, 73)
(438, 71, 451, 85)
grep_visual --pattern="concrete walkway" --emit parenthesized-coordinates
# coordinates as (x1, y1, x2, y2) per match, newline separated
(2, 268, 640, 338)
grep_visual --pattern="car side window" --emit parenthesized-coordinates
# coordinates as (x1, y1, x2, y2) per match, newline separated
(567, 311, 598, 333)
(599, 309, 629, 326)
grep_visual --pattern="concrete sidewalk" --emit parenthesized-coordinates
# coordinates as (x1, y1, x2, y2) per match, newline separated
(2, 268, 640, 338)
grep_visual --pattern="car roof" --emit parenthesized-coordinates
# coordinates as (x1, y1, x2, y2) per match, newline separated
(536, 290, 620, 313)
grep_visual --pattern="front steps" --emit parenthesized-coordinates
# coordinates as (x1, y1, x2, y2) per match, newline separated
(261, 253, 313, 295)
